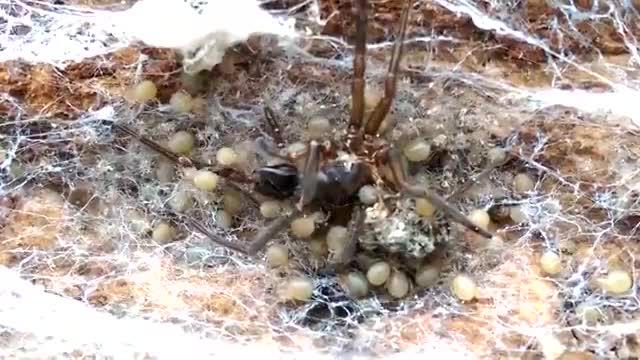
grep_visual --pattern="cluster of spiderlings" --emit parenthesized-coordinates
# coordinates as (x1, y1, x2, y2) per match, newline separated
(122, 81, 267, 245)
(277, 140, 536, 301)
(124, 81, 560, 306)
(129, 78, 201, 113)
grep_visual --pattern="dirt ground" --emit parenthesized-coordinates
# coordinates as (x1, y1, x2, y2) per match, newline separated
(1, 0, 640, 359)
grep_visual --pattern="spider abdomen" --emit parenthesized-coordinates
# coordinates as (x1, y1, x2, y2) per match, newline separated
(254, 163, 299, 199)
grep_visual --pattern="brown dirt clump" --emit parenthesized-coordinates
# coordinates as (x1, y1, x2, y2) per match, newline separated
(0, 187, 66, 256)
(0, 47, 180, 118)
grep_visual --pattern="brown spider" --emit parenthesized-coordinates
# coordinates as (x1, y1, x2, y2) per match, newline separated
(113, 0, 493, 268)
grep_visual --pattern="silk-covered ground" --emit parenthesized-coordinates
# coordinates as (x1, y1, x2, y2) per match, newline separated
(1, 0, 639, 358)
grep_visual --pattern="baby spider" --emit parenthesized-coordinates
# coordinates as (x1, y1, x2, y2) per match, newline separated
(112, 0, 495, 297)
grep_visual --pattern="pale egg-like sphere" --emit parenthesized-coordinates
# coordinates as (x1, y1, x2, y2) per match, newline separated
(559, 239, 577, 255)
(487, 147, 507, 164)
(509, 205, 528, 223)
(386, 270, 410, 298)
(537, 334, 567, 360)
(216, 147, 239, 166)
(169, 91, 194, 113)
(400, 324, 420, 342)
(358, 185, 378, 205)
(366, 261, 391, 286)
(467, 209, 491, 231)
(540, 251, 562, 275)
(260, 201, 281, 219)
(285, 277, 314, 301)
(403, 139, 431, 162)
(513, 173, 535, 193)
(130, 80, 157, 102)
(193, 170, 219, 192)
(344, 272, 369, 298)
(600, 269, 633, 294)
(415, 198, 436, 218)
(182, 167, 198, 181)
(451, 274, 477, 301)
(290, 217, 315, 238)
(168, 131, 195, 154)
(9, 162, 24, 179)
(484, 235, 505, 251)
(152, 222, 176, 244)
(265, 244, 289, 267)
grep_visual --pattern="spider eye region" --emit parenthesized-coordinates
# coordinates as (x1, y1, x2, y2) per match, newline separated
(254, 163, 299, 199)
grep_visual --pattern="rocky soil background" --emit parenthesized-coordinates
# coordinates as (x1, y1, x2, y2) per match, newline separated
(1, 0, 640, 358)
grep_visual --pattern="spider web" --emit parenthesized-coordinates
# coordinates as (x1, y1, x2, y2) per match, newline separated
(1, 0, 640, 358)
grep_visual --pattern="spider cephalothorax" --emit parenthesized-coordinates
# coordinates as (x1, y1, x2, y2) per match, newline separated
(113, 0, 494, 298)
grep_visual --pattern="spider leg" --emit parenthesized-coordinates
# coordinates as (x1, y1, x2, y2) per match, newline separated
(245, 210, 300, 255)
(112, 123, 209, 168)
(446, 154, 511, 202)
(263, 105, 287, 149)
(186, 218, 251, 254)
(298, 140, 322, 209)
(112, 123, 256, 205)
(386, 147, 494, 238)
(363, 0, 411, 136)
(188, 209, 301, 255)
(336, 205, 365, 264)
(255, 136, 290, 162)
(348, 0, 368, 138)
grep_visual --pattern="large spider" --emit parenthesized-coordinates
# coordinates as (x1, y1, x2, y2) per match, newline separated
(114, 0, 494, 287)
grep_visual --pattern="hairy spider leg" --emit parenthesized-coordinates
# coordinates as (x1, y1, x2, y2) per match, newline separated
(385, 146, 494, 238)
(112, 123, 254, 186)
(336, 205, 366, 265)
(446, 152, 512, 202)
(113, 122, 306, 255)
(364, 0, 411, 137)
(113, 123, 208, 168)
(245, 210, 300, 254)
(347, 0, 368, 151)
(259, 106, 312, 164)
(188, 209, 301, 256)
(298, 140, 322, 209)
(187, 218, 252, 254)
(263, 105, 287, 149)
(112, 122, 261, 213)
